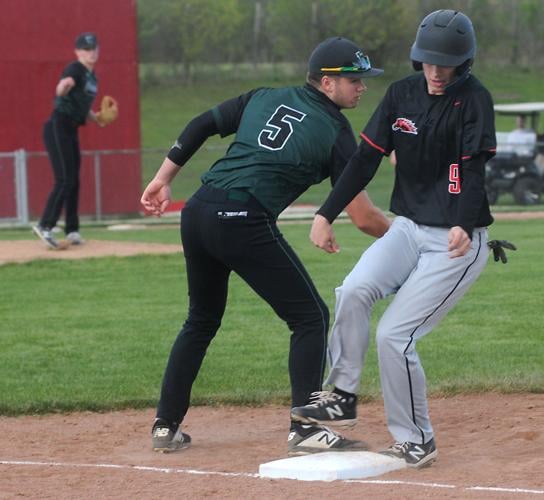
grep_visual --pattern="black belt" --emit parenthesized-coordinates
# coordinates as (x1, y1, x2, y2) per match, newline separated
(195, 184, 268, 214)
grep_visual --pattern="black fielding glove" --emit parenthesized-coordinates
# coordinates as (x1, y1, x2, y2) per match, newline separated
(487, 239, 517, 264)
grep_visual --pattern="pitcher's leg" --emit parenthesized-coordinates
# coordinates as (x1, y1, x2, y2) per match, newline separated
(40, 120, 67, 229)
(64, 137, 81, 234)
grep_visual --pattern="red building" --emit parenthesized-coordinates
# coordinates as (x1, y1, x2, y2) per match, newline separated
(0, 0, 141, 221)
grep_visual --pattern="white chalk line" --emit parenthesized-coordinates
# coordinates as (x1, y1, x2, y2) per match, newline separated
(0, 460, 258, 479)
(1, 460, 543, 495)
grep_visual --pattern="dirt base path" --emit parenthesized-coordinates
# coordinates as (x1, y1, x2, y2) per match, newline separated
(1, 394, 543, 499)
(0, 239, 181, 265)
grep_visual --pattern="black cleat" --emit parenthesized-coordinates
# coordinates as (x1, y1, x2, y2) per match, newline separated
(380, 438, 437, 468)
(290, 391, 357, 428)
(152, 419, 191, 453)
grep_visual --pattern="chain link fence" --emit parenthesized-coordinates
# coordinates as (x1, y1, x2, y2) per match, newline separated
(0, 148, 149, 227)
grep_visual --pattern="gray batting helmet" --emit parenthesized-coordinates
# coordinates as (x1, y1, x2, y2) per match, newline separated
(410, 10, 476, 69)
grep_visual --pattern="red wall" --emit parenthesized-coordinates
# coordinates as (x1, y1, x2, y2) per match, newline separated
(0, 0, 141, 218)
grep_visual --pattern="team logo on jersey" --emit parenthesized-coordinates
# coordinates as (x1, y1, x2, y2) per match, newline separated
(84, 80, 97, 96)
(392, 118, 418, 135)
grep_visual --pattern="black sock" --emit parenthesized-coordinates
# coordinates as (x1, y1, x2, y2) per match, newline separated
(333, 387, 357, 402)
(153, 418, 179, 433)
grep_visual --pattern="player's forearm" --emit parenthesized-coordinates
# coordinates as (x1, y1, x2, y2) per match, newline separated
(56, 77, 75, 96)
(345, 191, 391, 238)
(166, 110, 219, 167)
(153, 158, 182, 185)
(353, 208, 391, 238)
(87, 110, 98, 123)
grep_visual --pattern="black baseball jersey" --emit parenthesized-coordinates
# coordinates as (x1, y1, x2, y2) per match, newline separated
(318, 73, 496, 236)
(200, 84, 358, 218)
(54, 61, 98, 125)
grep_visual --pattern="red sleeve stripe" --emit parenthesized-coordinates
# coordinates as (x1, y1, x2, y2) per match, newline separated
(462, 148, 497, 160)
(360, 132, 387, 154)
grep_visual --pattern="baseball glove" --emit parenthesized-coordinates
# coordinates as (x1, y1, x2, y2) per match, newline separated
(96, 95, 119, 127)
(487, 239, 517, 263)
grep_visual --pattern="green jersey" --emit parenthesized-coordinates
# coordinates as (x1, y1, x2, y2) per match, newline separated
(54, 61, 98, 125)
(201, 85, 357, 218)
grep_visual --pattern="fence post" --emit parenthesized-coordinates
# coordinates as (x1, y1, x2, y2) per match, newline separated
(15, 149, 29, 224)
(94, 152, 102, 221)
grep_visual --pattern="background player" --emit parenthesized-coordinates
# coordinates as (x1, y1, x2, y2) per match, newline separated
(141, 37, 390, 455)
(291, 10, 496, 467)
(34, 33, 103, 249)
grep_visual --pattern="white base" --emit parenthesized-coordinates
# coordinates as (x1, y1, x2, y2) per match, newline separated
(259, 451, 406, 482)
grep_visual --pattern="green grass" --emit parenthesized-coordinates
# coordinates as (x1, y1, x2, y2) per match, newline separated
(0, 218, 542, 415)
(1, 66, 543, 415)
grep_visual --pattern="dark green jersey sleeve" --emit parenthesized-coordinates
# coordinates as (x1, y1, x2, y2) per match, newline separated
(212, 89, 262, 137)
(167, 89, 261, 166)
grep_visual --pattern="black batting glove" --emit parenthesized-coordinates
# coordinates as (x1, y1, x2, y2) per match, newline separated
(487, 239, 517, 264)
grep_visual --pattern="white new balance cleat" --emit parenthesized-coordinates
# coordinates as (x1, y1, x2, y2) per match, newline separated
(33, 225, 59, 249)
(66, 231, 85, 245)
(287, 423, 368, 456)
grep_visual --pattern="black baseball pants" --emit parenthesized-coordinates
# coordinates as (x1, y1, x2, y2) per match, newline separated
(39, 113, 81, 234)
(156, 184, 329, 425)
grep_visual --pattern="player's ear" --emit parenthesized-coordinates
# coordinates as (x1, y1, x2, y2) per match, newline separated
(321, 75, 336, 91)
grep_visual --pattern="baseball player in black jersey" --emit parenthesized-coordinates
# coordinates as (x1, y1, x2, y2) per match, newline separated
(291, 10, 496, 468)
(141, 37, 390, 455)
(33, 33, 102, 249)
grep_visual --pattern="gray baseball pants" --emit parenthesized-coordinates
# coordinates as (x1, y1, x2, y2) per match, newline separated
(325, 216, 489, 444)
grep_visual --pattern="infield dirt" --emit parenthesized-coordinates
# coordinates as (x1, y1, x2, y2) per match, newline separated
(1, 394, 543, 499)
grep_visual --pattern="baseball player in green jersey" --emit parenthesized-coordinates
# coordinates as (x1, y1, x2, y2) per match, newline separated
(141, 37, 390, 455)
(291, 10, 496, 468)
(34, 33, 103, 249)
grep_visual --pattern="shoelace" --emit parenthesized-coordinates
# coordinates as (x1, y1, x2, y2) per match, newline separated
(299, 423, 345, 440)
(307, 390, 342, 407)
(390, 441, 410, 453)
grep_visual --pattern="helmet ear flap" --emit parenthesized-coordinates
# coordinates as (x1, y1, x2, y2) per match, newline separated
(412, 61, 422, 71)
(455, 59, 473, 75)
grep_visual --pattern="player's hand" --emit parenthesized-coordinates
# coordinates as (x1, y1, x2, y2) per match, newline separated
(448, 226, 470, 258)
(56, 77, 76, 97)
(310, 214, 340, 253)
(140, 179, 171, 216)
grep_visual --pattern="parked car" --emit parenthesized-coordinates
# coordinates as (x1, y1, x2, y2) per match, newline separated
(485, 102, 544, 205)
